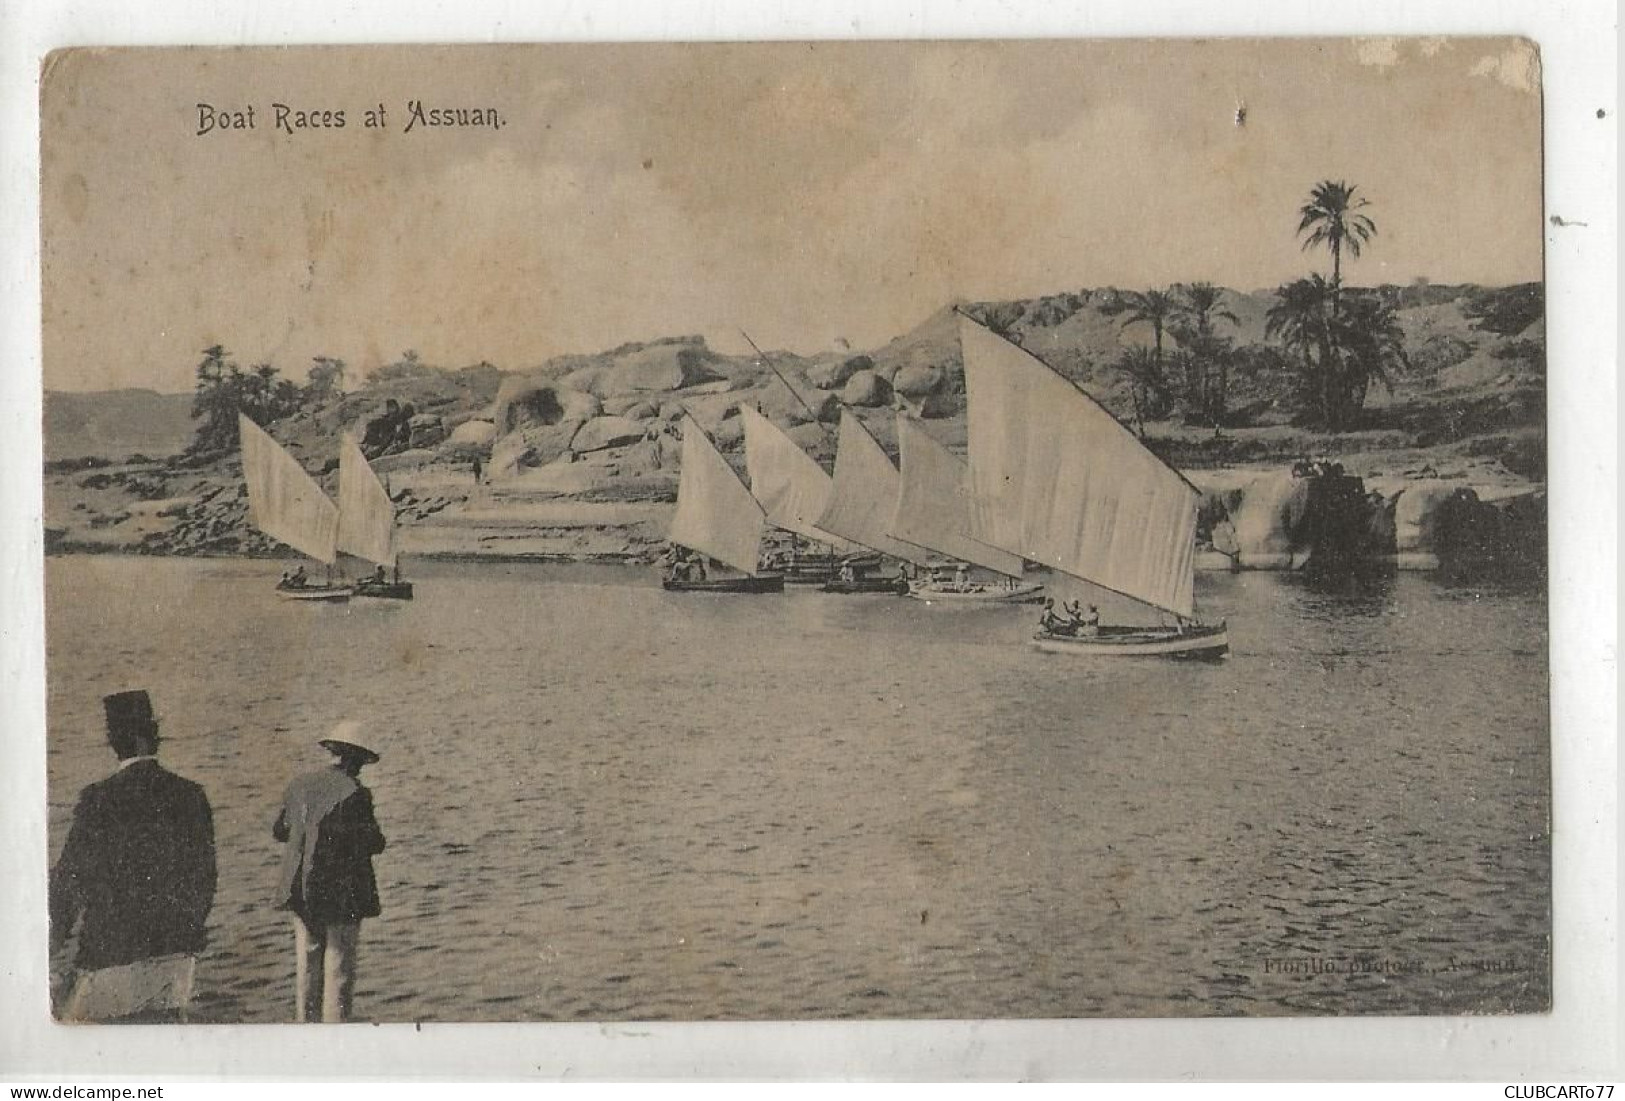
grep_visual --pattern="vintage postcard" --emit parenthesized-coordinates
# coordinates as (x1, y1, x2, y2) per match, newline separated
(39, 39, 1549, 1025)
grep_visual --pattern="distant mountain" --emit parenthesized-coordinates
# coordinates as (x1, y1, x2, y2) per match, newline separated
(43, 389, 194, 462)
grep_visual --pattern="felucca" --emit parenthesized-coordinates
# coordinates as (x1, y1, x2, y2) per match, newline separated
(663, 413, 784, 593)
(812, 410, 927, 594)
(889, 413, 1045, 605)
(958, 316, 1229, 658)
(338, 433, 413, 600)
(239, 414, 349, 602)
(737, 405, 856, 584)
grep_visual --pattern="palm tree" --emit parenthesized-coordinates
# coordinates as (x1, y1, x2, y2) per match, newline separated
(1110, 346, 1172, 436)
(1266, 277, 1406, 430)
(1173, 282, 1240, 336)
(1331, 291, 1408, 417)
(1173, 282, 1241, 424)
(1106, 288, 1179, 391)
(1265, 276, 1335, 424)
(1297, 180, 1377, 306)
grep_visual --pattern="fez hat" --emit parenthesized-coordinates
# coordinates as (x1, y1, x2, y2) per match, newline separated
(103, 690, 157, 735)
(318, 720, 380, 765)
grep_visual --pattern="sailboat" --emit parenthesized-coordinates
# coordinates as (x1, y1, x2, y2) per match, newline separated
(890, 413, 1045, 605)
(812, 410, 927, 594)
(737, 405, 858, 584)
(239, 414, 350, 602)
(958, 316, 1229, 658)
(338, 433, 414, 600)
(663, 413, 784, 593)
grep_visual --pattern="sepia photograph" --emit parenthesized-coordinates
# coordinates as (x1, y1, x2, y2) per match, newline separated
(36, 36, 1556, 1032)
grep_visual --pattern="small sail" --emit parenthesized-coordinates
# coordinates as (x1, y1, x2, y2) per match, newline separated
(239, 414, 339, 564)
(815, 411, 933, 566)
(890, 414, 1026, 577)
(667, 414, 768, 576)
(958, 316, 1198, 618)
(738, 406, 858, 554)
(337, 433, 397, 568)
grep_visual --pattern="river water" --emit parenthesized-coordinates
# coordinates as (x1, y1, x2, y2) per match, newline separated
(44, 556, 1549, 1021)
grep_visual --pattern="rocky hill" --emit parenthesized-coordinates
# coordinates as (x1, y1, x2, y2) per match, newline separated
(42, 282, 1546, 565)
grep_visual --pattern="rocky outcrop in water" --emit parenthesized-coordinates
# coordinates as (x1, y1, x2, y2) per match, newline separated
(1200, 467, 1544, 581)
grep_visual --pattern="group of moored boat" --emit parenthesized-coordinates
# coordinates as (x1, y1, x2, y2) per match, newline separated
(659, 316, 1228, 659)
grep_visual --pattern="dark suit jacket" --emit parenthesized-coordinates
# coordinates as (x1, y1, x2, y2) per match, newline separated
(49, 759, 217, 972)
(273, 766, 386, 923)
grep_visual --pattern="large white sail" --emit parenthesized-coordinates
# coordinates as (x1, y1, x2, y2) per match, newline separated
(337, 433, 398, 568)
(667, 414, 768, 576)
(239, 414, 340, 565)
(738, 406, 858, 554)
(960, 318, 1038, 554)
(815, 410, 933, 567)
(958, 316, 1199, 618)
(890, 414, 1026, 577)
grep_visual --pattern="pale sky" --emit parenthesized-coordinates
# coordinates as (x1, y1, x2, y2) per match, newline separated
(40, 37, 1544, 393)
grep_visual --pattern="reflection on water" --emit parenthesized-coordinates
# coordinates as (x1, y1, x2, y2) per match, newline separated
(45, 556, 1550, 1021)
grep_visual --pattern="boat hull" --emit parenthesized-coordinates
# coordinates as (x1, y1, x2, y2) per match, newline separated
(275, 584, 351, 603)
(1032, 622, 1229, 659)
(662, 575, 785, 594)
(783, 572, 836, 586)
(908, 581, 1046, 605)
(820, 577, 911, 595)
(352, 581, 414, 601)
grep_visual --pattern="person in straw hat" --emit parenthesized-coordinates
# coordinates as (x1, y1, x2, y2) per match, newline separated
(49, 689, 217, 1022)
(272, 721, 386, 1023)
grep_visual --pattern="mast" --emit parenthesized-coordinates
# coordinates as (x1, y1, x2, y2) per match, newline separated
(958, 315, 1199, 618)
(239, 414, 340, 565)
(666, 413, 769, 576)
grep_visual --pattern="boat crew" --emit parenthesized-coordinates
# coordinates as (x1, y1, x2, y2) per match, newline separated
(954, 563, 970, 592)
(1038, 599, 1067, 634)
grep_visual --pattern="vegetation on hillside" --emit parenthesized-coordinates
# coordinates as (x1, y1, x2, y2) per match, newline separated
(185, 345, 349, 458)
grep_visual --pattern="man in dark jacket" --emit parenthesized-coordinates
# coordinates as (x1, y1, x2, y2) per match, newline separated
(49, 689, 217, 1021)
(273, 722, 386, 1023)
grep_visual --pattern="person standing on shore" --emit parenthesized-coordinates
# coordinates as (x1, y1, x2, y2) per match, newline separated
(49, 690, 217, 1022)
(272, 723, 387, 1023)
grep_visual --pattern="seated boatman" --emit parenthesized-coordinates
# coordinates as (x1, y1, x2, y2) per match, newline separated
(1038, 598, 1068, 635)
(1078, 604, 1101, 636)
(661, 545, 686, 582)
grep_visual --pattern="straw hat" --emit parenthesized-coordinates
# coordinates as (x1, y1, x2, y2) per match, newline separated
(317, 719, 380, 765)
